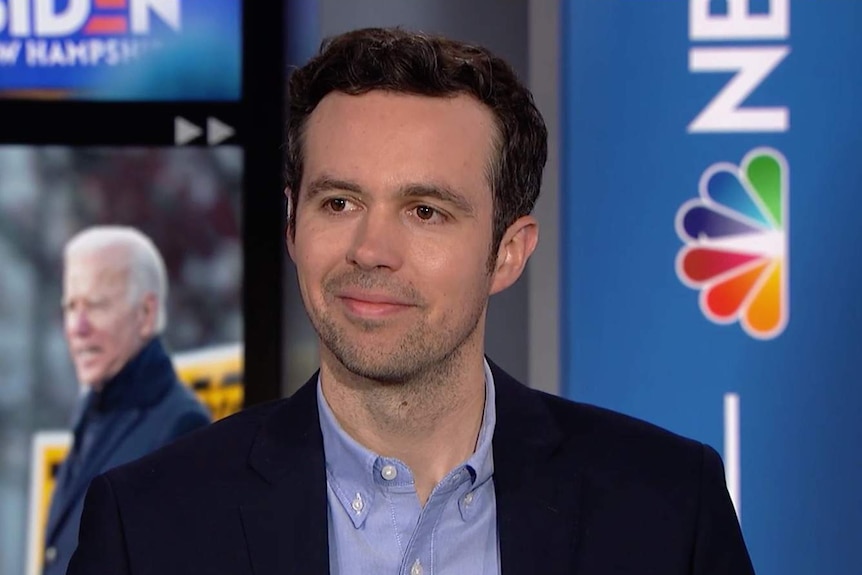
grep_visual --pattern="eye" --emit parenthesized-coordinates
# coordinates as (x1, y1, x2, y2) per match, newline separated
(325, 198, 348, 212)
(416, 205, 436, 220)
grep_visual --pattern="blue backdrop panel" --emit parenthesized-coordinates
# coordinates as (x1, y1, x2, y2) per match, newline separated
(561, 1, 862, 574)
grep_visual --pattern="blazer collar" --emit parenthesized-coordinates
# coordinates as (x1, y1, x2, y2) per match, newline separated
(88, 337, 174, 413)
(491, 360, 583, 575)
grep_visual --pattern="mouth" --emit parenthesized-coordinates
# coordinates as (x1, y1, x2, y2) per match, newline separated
(336, 291, 416, 319)
(73, 347, 102, 363)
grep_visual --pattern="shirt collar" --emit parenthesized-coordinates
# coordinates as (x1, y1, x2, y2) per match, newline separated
(317, 358, 497, 527)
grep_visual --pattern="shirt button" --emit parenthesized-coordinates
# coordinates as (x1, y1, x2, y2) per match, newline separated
(351, 493, 364, 513)
(410, 559, 423, 575)
(45, 546, 57, 564)
(381, 464, 398, 481)
(463, 491, 474, 505)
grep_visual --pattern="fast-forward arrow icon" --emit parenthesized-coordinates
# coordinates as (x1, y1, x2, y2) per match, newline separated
(174, 117, 236, 146)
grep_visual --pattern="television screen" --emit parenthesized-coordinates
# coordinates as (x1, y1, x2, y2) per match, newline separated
(0, 144, 243, 575)
(0, 2, 285, 571)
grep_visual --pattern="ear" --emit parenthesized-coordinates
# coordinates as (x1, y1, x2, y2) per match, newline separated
(138, 292, 158, 338)
(489, 215, 539, 296)
(284, 186, 297, 262)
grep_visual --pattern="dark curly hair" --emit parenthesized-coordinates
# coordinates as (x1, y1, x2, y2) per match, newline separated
(285, 27, 547, 257)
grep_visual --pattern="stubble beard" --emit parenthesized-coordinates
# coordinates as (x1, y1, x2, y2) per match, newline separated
(308, 271, 489, 388)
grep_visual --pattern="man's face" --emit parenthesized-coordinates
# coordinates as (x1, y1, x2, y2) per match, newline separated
(288, 91, 511, 382)
(63, 247, 154, 390)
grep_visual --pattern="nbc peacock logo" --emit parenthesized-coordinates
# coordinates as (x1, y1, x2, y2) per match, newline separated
(675, 148, 789, 340)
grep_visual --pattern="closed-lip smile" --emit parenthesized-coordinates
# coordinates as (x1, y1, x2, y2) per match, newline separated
(336, 290, 415, 317)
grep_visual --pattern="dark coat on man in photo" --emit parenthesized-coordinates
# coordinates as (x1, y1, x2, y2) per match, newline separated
(43, 338, 210, 575)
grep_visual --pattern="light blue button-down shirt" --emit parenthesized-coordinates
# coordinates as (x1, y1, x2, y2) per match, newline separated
(318, 361, 500, 575)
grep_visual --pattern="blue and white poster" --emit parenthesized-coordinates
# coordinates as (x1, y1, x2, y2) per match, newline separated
(0, 0, 242, 100)
(561, 1, 862, 573)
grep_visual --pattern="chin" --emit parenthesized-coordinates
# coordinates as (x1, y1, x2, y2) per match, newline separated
(77, 372, 104, 389)
(339, 354, 437, 385)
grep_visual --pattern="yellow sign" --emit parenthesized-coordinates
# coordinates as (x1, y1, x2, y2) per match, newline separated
(173, 343, 244, 421)
(26, 431, 72, 575)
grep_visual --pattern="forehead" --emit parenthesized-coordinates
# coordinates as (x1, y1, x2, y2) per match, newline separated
(301, 91, 498, 197)
(64, 247, 130, 294)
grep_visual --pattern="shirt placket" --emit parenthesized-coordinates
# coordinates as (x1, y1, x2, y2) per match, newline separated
(398, 466, 472, 575)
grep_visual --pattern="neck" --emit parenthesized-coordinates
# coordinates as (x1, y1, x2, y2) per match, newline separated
(319, 340, 487, 506)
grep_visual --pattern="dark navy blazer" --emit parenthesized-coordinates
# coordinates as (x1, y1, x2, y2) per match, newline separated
(44, 338, 209, 575)
(67, 361, 755, 574)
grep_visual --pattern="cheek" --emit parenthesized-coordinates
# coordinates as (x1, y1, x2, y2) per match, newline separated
(292, 254, 327, 310)
(421, 232, 489, 270)
(416, 245, 490, 300)
(296, 230, 344, 279)
(296, 250, 323, 283)
(295, 225, 330, 264)
(107, 313, 138, 342)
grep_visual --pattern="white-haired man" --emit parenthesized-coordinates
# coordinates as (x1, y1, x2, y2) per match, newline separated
(43, 226, 210, 575)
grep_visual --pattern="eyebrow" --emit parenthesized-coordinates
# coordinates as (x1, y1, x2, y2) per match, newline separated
(401, 183, 476, 217)
(304, 176, 362, 201)
(303, 175, 476, 217)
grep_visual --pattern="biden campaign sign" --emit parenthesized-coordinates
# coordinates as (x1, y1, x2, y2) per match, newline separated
(0, 0, 241, 100)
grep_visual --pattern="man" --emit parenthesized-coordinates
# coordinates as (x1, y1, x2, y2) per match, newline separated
(44, 226, 210, 575)
(69, 29, 755, 574)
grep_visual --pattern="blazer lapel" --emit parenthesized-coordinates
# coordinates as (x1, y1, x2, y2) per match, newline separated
(491, 363, 584, 575)
(46, 409, 144, 543)
(242, 379, 329, 575)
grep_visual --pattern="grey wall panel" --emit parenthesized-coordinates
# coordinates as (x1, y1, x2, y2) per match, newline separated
(527, 0, 561, 395)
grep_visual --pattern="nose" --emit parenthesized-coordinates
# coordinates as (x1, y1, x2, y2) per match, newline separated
(346, 208, 404, 271)
(66, 308, 92, 336)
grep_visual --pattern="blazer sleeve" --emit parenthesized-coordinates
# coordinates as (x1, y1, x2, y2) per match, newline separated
(692, 444, 756, 574)
(66, 473, 131, 575)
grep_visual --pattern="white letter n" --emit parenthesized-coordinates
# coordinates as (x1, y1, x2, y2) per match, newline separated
(688, 46, 789, 133)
